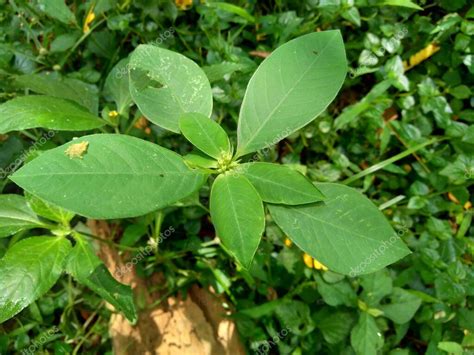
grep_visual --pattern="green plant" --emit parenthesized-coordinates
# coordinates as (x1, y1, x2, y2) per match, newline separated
(0, 30, 411, 324)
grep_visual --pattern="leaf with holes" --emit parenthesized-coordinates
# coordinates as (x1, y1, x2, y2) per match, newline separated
(129, 45, 213, 133)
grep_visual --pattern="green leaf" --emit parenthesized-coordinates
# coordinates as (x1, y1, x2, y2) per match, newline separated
(179, 113, 231, 159)
(314, 309, 355, 344)
(240, 162, 324, 205)
(0, 96, 105, 134)
(437, 342, 464, 355)
(210, 173, 265, 268)
(315, 275, 358, 307)
(0, 195, 48, 238)
(360, 270, 393, 305)
(268, 183, 411, 276)
(65, 235, 137, 323)
(11, 134, 207, 219)
(378, 0, 423, 10)
(236, 31, 347, 157)
(25, 192, 75, 224)
(129, 45, 213, 133)
(15, 73, 99, 115)
(0, 236, 72, 323)
(208, 2, 255, 23)
(37, 0, 76, 25)
(380, 288, 422, 324)
(275, 301, 315, 336)
(351, 313, 384, 355)
(184, 152, 218, 169)
(104, 58, 133, 115)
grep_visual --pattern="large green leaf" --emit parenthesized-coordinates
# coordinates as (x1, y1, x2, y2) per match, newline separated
(240, 162, 324, 204)
(129, 45, 213, 133)
(0, 96, 105, 134)
(179, 113, 231, 159)
(350, 313, 384, 355)
(268, 183, 411, 276)
(210, 174, 265, 268)
(236, 31, 347, 157)
(0, 194, 48, 238)
(15, 73, 99, 114)
(104, 58, 133, 115)
(0, 236, 72, 323)
(11, 134, 207, 219)
(65, 235, 137, 323)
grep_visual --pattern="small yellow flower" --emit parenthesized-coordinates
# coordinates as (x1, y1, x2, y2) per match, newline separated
(175, 0, 193, 10)
(108, 110, 119, 119)
(465, 201, 472, 210)
(284, 238, 293, 247)
(313, 259, 328, 271)
(83, 7, 96, 33)
(303, 253, 314, 268)
(303, 253, 328, 271)
(403, 43, 440, 71)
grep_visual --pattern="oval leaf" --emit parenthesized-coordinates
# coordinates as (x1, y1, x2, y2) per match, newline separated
(11, 134, 207, 219)
(129, 45, 213, 133)
(240, 162, 325, 204)
(179, 113, 231, 159)
(0, 95, 105, 134)
(210, 174, 265, 268)
(0, 194, 47, 238)
(236, 31, 347, 157)
(268, 183, 411, 276)
(0, 236, 72, 323)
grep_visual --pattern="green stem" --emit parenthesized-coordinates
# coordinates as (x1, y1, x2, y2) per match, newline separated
(60, 18, 106, 67)
(343, 138, 441, 185)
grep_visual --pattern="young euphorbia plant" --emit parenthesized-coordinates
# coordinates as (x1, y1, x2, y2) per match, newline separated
(0, 30, 410, 322)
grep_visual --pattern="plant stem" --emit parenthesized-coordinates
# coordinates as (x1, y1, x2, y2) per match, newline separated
(343, 138, 441, 185)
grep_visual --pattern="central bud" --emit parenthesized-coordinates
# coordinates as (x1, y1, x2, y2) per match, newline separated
(217, 151, 236, 173)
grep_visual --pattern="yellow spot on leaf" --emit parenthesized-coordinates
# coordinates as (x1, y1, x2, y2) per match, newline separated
(65, 141, 89, 159)
(83, 7, 96, 33)
(403, 43, 440, 71)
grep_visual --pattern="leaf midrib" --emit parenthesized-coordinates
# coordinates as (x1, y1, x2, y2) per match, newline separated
(239, 33, 336, 151)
